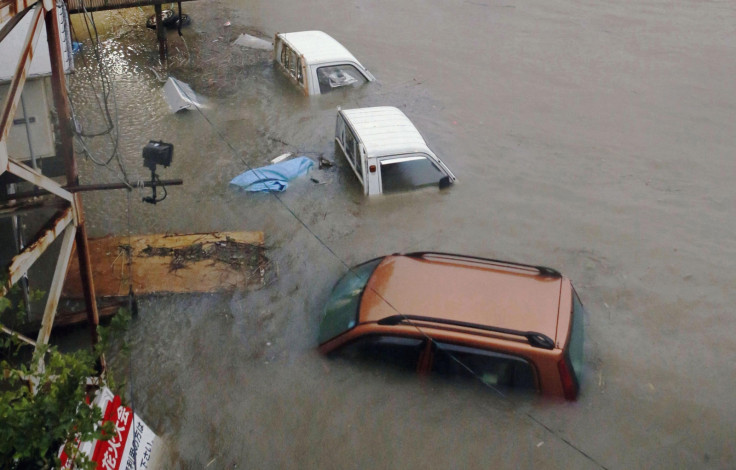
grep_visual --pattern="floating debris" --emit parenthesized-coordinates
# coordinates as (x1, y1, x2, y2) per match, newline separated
(163, 76, 201, 112)
(233, 33, 272, 50)
(140, 238, 268, 272)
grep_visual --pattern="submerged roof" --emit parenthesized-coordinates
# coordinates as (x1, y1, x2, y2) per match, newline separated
(277, 31, 362, 66)
(340, 106, 432, 159)
(359, 253, 564, 342)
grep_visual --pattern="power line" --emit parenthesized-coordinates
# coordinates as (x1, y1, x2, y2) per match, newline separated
(186, 99, 605, 468)
(57, 11, 602, 465)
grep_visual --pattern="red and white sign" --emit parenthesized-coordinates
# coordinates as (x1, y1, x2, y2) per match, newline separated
(59, 388, 159, 470)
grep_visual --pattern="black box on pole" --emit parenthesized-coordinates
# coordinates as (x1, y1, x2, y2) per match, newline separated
(143, 141, 174, 170)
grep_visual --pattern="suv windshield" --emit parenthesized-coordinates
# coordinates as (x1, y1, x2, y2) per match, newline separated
(318, 258, 383, 344)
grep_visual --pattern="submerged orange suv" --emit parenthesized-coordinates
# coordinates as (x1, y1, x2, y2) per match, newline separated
(318, 252, 585, 400)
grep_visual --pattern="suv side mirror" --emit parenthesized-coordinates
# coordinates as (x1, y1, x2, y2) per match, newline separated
(439, 176, 451, 190)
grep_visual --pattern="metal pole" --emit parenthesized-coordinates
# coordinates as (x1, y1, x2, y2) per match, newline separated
(154, 3, 167, 62)
(8, 183, 31, 320)
(45, 4, 105, 370)
(6, 178, 183, 200)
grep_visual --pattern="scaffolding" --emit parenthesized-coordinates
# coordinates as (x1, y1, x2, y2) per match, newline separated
(1, 0, 103, 369)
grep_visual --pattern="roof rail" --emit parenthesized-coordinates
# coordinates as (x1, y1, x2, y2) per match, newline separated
(377, 314, 556, 350)
(402, 252, 562, 278)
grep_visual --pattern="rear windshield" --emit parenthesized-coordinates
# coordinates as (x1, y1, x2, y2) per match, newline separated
(380, 155, 446, 193)
(318, 258, 383, 344)
(568, 291, 585, 382)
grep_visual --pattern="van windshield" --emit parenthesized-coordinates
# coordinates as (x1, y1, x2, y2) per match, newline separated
(380, 155, 446, 193)
(317, 65, 368, 94)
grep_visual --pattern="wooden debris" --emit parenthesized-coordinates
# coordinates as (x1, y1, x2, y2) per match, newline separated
(62, 231, 267, 299)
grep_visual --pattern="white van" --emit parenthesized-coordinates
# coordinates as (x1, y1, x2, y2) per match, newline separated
(335, 107, 456, 196)
(274, 31, 375, 96)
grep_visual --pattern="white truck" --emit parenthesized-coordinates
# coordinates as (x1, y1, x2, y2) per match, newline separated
(274, 31, 375, 95)
(335, 106, 456, 196)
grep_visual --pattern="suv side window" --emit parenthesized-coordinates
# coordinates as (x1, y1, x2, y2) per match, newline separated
(431, 343, 537, 391)
(334, 336, 424, 372)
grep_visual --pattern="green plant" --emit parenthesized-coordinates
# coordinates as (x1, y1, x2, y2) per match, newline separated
(1, 284, 130, 469)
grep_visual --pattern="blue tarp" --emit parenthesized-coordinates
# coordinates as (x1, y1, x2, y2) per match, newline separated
(229, 157, 314, 192)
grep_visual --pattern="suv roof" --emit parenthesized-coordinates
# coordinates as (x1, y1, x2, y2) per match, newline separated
(360, 253, 565, 348)
(340, 107, 433, 159)
(277, 31, 362, 65)
(318, 252, 584, 399)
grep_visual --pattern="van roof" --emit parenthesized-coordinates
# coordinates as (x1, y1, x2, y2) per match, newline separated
(340, 107, 433, 159)
(359, 253, 565, 344)
(277, 31, 363, 66)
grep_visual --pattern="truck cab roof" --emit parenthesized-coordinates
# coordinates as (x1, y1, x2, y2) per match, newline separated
(339, 106, 432, 159)
(277, 31, 364, 67)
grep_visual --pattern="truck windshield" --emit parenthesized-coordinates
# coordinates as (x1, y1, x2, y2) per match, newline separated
(380, 155, 446, 193)
(569, 291, 585, 382)
(318, 258, 383, 344)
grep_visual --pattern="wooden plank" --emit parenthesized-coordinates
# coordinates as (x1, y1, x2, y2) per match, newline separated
(62, 231, 267, 298)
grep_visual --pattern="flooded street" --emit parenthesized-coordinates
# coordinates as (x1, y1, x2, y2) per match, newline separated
(64, 0, 735, 468)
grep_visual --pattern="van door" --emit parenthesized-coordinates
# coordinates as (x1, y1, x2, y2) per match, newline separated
(335, 115, 365, 190)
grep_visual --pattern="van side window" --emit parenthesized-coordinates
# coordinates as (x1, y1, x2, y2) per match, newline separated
(281, 45, 290, 68)
(336, 117, 345, 145)
(432, 343, 537, 391)
(288, 51, 298, 77)
(296, 57, 303, 84)
(341, 126, 363, 182)
(345, 128, 355, 161)
(379, 155, 446, 193)
(316, 64, 368, 94)
(354, 142, 362, 177)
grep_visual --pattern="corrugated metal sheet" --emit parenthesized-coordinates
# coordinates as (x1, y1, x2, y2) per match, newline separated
(341, 106, 432, 159)
(278, 31, 362, 67)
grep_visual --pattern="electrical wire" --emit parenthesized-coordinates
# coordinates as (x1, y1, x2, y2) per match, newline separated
(59, 12, 605, 468)
(185, 101, 509, 396)
(184, 85, 608, 470)
(63, 0, 133, 188)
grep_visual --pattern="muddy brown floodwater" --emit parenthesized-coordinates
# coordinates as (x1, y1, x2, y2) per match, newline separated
(58, 0, 736, 468)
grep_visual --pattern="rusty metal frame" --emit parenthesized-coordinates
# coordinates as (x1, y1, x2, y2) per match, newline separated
(0, 195, 67, 218)
(3, 206, 73, 293)
(0, 0, 40, 24)
(35, 222, 76, 348)
(6, 158, 76, 203)
(1, 324, 36, 346)
(1, 0, 103, 371)
(0, 4, 44, 143)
